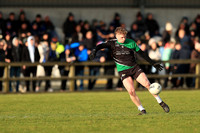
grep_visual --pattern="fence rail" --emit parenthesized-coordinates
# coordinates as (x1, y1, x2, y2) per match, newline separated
(0, 59, 200, 92)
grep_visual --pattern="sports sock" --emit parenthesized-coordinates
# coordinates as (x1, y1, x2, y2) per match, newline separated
(155, 95, 162, 104)
(138, 105, 145, 111)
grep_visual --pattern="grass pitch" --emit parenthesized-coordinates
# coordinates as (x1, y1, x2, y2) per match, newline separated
(0, 90, 200, 133)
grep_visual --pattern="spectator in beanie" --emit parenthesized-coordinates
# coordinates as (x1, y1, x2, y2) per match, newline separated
(63, 12, 77, 44)
(145, 13, 160, 37)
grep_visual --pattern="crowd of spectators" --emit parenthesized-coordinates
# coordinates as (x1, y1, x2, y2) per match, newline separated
(0, 10, 200, 93)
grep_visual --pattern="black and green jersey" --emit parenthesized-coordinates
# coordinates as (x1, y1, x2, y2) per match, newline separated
(94, 38, 141, 72)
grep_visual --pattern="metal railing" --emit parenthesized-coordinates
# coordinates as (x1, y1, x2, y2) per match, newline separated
(0, 59, 200, 92)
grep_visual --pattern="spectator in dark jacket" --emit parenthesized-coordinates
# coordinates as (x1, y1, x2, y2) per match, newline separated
(63, 13, 77, 44)
(88, 46, 107, 90)
(6, 12, 18, 35)
(32, 14, 46, 38)
(0, 12, 5, 36)
(145, 13, 160, 37)
(17, 10, 31, 32)
(189, 42, 200, 87)
(59, 45, 76, 91)
(9, 37, 22, 92)
(71, 24, 83, 43)
(0, 39, 7, 92)
(44, 37, 64, 92)
(133, 12, 147, 34)
(21, 36, 40, 92)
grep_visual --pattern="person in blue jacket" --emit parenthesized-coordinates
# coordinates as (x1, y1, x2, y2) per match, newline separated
(71, 42, 88, 90)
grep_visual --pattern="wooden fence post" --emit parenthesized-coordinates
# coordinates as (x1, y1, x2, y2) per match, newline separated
(69, 65, 75, 91)
(3, 65, 9, 93)
(195, 63, 200, 89)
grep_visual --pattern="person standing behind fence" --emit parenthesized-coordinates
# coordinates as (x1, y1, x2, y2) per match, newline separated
(63, 13, 77, 44)
(44, 37, 64, 92)
(9, 37, 22, 92)
(59, 45, 76, 91)
(148, 38, 161, 83)
(189, 41, 200, 87)
(0, 39, 7, 92)
(88, 43, 107, 90)
(36, 40, 49, 92)
(21, 36, 40, 92)
(71, 42, 88, 91)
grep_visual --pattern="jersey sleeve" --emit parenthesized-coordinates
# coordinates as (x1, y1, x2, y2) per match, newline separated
(95, 41, 111, 52)
(132, 40, 140, 52)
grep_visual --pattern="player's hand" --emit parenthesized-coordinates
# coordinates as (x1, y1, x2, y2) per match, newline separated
(153, 63, 164, 71)
(89, 49, 96, 60)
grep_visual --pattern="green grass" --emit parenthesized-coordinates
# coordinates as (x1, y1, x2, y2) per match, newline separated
(0, 90, 200, 133)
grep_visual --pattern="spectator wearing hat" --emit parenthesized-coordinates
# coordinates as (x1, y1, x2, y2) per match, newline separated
(148, 38, 161, 83)
(162, 22, 173, 45)
(17, 10, 31, 32)
(133, 12, 147, 34)
(18, 22, 31, 41)
(63, 13, 77, 44)
(32, 14, 46, 38)
(145, 13, 160, 37)
(110, 13, 121, 29)
(6, 12, 18, 35)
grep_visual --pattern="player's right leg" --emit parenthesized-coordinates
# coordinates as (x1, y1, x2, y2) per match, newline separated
(136, 72, 170, 113)
(122, 76, 146, 115)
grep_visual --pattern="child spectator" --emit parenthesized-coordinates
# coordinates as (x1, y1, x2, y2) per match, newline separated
(71, 42, 88, 90)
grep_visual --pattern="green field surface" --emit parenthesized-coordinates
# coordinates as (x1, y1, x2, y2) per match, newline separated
(0, 90, 200, 133)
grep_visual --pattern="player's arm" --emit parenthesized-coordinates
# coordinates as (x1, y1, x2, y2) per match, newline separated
(137, 49, 163, 71)
(89, 42, 110, 60)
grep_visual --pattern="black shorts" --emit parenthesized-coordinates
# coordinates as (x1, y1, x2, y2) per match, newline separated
(119, 65, 143, 82)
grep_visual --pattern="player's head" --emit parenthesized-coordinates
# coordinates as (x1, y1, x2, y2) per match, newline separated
(115, 27, 128, 43)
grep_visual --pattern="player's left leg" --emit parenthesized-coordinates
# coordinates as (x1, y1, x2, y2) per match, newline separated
(136, 72, 170, 113)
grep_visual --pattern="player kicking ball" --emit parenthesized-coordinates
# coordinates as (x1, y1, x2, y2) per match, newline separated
(89, 27, 170, 115)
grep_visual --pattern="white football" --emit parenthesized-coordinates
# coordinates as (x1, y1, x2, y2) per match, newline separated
(149, 83, 162, 95)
